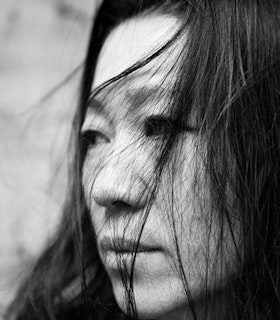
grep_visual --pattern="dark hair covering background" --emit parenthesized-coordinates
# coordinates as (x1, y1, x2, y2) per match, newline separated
(7, 0, 280, 319)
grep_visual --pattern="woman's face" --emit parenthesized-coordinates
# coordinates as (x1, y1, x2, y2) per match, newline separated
(82, 14, 239, 320)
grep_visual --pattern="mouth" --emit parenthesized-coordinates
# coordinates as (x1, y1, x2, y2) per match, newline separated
(100, 237, 162, 255)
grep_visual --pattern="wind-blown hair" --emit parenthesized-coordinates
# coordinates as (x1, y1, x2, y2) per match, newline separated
(7, 0, 280, 319)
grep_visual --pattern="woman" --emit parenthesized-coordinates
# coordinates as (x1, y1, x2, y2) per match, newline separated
(7, 0, 280, 319)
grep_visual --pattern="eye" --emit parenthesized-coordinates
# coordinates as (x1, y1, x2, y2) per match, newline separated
(144, 116, 174, 137)
(144, 116, 199, 138)
(80, 130, 109, 148)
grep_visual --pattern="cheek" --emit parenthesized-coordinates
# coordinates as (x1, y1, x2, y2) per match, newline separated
(82, 152, 103, 230)
(82, 145, 106, 206)
(82, 155, 95, 207)
(153, 140, 205, 276)
(159, 138, 239, 292)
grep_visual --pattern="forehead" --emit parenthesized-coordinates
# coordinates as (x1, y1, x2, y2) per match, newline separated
(93, 14, 180, 89)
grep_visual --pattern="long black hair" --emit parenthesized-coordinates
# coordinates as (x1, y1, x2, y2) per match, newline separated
(7, 0, 280, 319)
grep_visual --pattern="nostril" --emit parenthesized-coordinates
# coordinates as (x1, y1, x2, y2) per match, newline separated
(111, 200, 131, 210)
(92, 169, 149, 209)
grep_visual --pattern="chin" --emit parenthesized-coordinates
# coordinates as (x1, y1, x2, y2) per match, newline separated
(111, 274, 188, 319)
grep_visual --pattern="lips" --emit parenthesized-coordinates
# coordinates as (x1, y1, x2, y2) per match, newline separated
(100, 236, 161, 254)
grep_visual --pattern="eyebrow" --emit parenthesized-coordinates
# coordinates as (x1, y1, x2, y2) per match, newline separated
(87, 96, 105, 113)
(87, 96, 111, 120)
(87, 84, 170, 116)
(125, 85, 168, 113)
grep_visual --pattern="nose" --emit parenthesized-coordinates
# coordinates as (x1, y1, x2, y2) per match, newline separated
(91, 143, 152, 211)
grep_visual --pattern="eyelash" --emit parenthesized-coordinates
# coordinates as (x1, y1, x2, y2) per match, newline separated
(80, 117, 197, 149)
(144, 116, 197, 137)
(80, 130, 108, 148)
(144, 117, 173, 137)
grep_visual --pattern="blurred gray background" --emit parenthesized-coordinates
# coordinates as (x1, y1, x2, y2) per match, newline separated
(0, 0, 98, 314)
